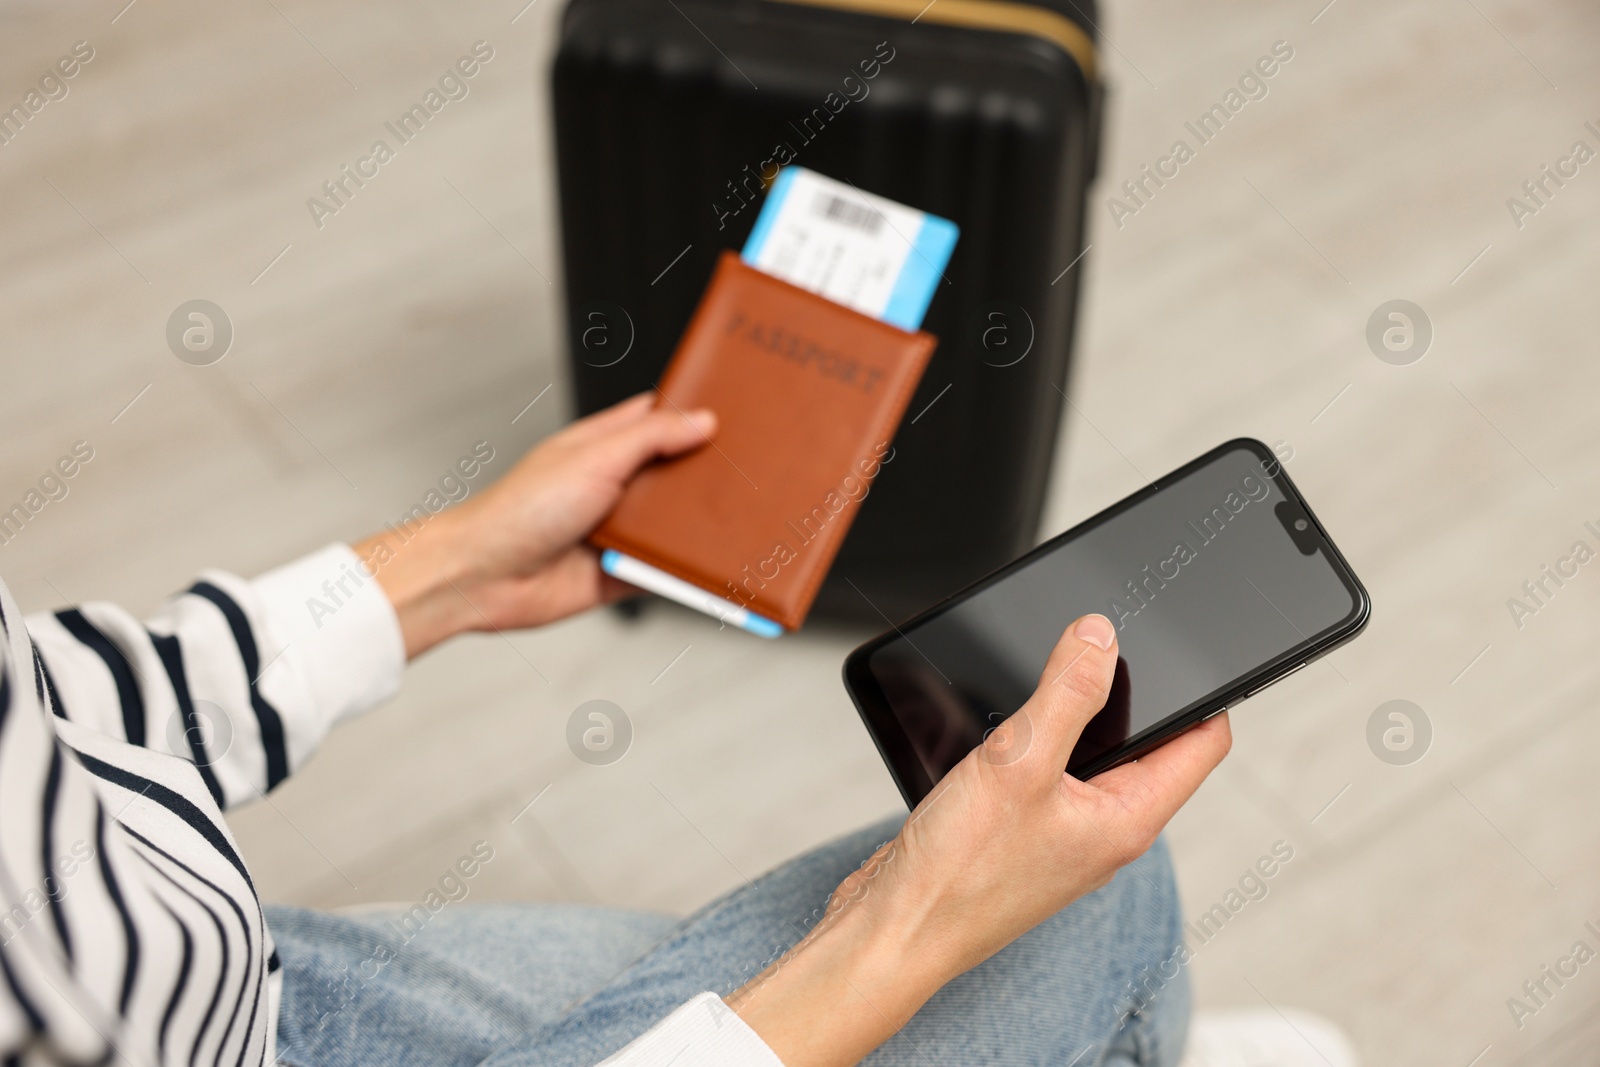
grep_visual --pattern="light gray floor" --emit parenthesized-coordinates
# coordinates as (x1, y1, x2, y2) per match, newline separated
(3, 0, 1597, 1062)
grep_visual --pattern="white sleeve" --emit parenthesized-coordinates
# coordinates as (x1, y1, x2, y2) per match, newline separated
(599, 993, 785, 1066)
(249, 542, 406, 741)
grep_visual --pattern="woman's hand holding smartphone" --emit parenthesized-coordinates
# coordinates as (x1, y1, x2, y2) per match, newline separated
(731, 440, 1368, 1064)
(846, 439, 1370, 802)
(729, 613, 1232, 1067)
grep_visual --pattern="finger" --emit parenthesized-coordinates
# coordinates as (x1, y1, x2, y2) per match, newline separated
(596, 547, 645, 603)
(1014, 614, 1120, 771)
(495, 544, 613, 625)
(561, 392, 655, 443)
(593, 404, 717, 480)
(598, 572, 641, 604)
(536, 544, 612, 615)
(1087, 713, 1232, 833)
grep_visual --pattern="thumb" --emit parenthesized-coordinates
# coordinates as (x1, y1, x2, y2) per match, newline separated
(1011, 614, 1120, 774)
(596, 402, 717, 481)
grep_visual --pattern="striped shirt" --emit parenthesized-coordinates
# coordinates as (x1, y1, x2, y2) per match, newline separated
(0, 544, 781, 1067)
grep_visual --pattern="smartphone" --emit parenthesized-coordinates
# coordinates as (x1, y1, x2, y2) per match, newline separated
(843, 439, 1370, 807)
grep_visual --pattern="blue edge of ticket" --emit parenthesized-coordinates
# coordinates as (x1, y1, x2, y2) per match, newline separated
(602, 167, 960, 637)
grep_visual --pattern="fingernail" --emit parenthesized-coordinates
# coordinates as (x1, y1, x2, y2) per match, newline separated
(1075, 614, 1115, 650)
(688, 409, 716, 434)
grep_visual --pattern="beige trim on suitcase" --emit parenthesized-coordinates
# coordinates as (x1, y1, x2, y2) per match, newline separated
(765, 0, 1096, 81)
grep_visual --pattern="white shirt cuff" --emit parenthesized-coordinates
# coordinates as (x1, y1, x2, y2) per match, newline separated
(250, 543, 405, 731)
(599, 993, 784, 1066)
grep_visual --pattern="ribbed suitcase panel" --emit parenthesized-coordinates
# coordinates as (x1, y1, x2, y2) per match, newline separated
(554, 0, 1099, 621)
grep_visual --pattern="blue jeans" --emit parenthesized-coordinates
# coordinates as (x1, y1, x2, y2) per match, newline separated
(270, 818, 1189, 1066)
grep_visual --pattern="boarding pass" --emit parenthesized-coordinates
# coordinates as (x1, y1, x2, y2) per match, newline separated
(741, 167, 958, 332)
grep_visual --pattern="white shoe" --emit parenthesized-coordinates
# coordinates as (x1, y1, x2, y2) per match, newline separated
(1179, 1009, 1359, 1067)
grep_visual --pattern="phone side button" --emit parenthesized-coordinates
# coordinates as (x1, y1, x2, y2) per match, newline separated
(1242, 662, 1308, 701)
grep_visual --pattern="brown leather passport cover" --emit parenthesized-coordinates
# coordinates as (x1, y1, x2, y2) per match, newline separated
(591, 251, 936, 631)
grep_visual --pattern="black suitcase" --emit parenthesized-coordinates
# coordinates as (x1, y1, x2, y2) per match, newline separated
(552, 0, 1102, 624)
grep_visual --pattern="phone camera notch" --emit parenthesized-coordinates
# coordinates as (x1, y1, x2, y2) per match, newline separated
(1275, 502, 1320, 555)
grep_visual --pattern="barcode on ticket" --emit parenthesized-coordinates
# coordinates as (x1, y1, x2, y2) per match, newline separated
(813, 192, 885, 234)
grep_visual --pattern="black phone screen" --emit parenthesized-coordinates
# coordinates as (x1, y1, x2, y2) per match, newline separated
(853, 440, 1366, 793)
